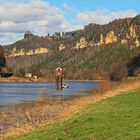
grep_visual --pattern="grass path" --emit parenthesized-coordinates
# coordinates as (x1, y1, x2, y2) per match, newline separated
(11, 84, 140, 140)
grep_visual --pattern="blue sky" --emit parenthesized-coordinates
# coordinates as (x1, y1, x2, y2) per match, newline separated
(0, 0, 139, 45)
(43, 0, 139, 12)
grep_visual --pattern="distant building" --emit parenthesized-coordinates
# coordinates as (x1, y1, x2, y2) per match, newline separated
(25, 73, 32, 78)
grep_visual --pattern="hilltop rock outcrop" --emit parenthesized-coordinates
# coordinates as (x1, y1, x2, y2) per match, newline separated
(84, 15, 140, 47)
(59, 44, 65, 51)
(76, 37, 87, 49)
(100, 34, 104, 45)
(99, 31, 117, 45)
(4, 36, 58, 58)
(135, 37, 140, 47)
(104, 31, 117, 44)
(24, 31, 36, 39)
(129, 24, 137, 38)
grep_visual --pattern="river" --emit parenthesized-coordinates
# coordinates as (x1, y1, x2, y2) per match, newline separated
(0, 81, 99, 106)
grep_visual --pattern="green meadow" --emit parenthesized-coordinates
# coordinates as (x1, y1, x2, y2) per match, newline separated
(12, 90, 140, 140)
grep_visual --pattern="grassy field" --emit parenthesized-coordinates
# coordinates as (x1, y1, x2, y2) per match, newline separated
(12, 90, 140, 140)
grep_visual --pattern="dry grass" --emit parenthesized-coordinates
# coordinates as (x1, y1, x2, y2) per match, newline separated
(0, 78, 140, 139)
(62, 79, 140, 118)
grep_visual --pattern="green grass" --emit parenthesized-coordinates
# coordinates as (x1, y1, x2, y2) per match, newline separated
(12, 90, 140, 140)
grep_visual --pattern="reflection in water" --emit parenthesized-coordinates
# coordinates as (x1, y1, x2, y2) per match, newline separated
(0, 81, 99, 106)
(37, 93, 49, 102)
(56, 90, 63, 102)
(37, 91, 63, 102)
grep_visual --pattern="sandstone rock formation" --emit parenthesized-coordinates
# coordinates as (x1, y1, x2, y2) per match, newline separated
(34, 48, 49, 54)
(99, 31, 117, 45)
(76, 37, 87, 49)
(9, 47, 49, 57)
(100, 34, 104, 45)
(121, 39, 128, 45)
(4, 15, 140, 59)
(135, 37, 140, 47)
(59, 44, 65, 51)
(105, 31, 117, 44)
(129, 24, 137, 38)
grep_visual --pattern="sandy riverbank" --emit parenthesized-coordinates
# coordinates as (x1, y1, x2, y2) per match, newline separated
(0, 77, 103, 83)
(0, 78, 140, 139)
(0, 76, 51, 82)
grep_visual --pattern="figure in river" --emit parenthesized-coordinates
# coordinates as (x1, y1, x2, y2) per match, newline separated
(55, 67, 63, 90)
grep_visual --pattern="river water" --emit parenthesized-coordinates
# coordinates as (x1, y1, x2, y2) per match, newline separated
(0, 81, 99, 106)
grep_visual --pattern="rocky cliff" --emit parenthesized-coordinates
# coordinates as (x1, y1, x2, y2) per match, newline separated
(83, 15, 140, 47)
(8, 47, 49, 57)
(4, 35, 59, 57)
(4, 15, 140, 58)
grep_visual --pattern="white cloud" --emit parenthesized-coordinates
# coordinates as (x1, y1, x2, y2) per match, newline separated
(0, 33, 23, 45)
(77, 9, 138, 25)
(0, 1, 61, 23)
(0, 21, 27, 33)
(0, 0, 138, 45)
(0, 0, 79, 45)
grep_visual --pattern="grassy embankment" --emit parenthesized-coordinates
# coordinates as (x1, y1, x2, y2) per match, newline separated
(11, 80, 140, 140)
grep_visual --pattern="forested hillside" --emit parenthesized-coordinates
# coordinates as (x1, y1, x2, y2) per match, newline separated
(0, 45, 6, 71)
(32, 46, 140, 80)
(2, 15, 140, 80)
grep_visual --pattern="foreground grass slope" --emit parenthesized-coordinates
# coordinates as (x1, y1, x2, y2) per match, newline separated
(13, 90, 140, 140)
